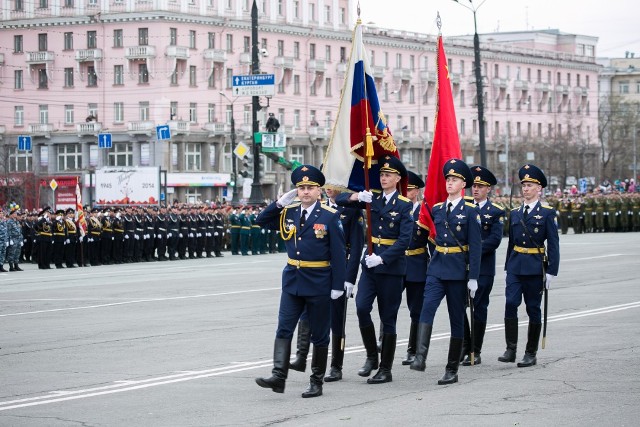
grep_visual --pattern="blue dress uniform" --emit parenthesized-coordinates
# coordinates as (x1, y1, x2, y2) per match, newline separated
(255, 165, 346, 398)
(401, 171, 431, 366)
(411, 159, 482, 386)
(336, 155, 413, 385)
(461, 166, 505, 366)
(499, 164, 560, 368)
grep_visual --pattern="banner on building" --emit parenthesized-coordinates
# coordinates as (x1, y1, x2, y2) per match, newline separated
(95, 166, 160, 206)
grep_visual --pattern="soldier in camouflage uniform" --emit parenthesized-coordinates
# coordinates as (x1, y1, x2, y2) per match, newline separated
(0, 210, 8, 272)
(6, 207, 25, 271)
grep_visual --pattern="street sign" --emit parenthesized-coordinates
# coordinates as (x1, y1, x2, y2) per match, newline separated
(49, 179, 58, 191)
(98, 133, 112, 149)
(18, 135, 32, 151)
(232, 74, 275, 96)
(261, 133, 287, 153)
(156, 125, 171, 141)
(234, 141, 250, 159)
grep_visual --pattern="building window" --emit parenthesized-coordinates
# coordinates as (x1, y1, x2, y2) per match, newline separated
(14, 70, 23, 89)
(324, 5, 331, 22)
(139, 64, 149, 84)
(189, 102, 197, 123)
(39, 0, 47, 8)
(226, 34, 233, 53)
(14, 106, 24, 126)
(139, 102, 149, 121)
(619, 81, 630, 94)
(38, 68, 48, 89)
(87, 66, 97, 87)
(340, 47, 346, 63)
(39, 105, 49, 124)
(340, 7, 346, 23)
(290, 146, 305, 164)
(207, 68, 216, 88)
(409, 85, 415, 104)
(64, 105, 74, 124)
(309, 43, 316, 60)
(171, 69, 179, 85)
(64, 32, 73, 50)
(185, 143, 202, 171)
(189, 30, 196, 49)
(114, 65, 124, 85)
(113, 29, 123, 47)
(293, 109, 300, 129)
(294, 75, 300, 94)
(459, 89, 465, 107)
(207, 103, 216, 123)
(170, 101, 178, 120)
(58, 144, 82, 171)
(207, 32, 215, 49)
(169, 28, 177, 46)
(87, 31, 97, 49)
(38, 33, 48, 51)
(9, 147, 32, 172)
(325, 45, 331, 61)
(108, 143, 133, 167)
(226, 68, 233, 88)
(309, 3, 315, 21)
(310, 81, 316, 96)
(460, 119, 465, 135)
(293, 0, 300, 18)
(15, 0, 24, 11)
(325, 78, 332, 96)
(14, 35, 23, 53)
(139, 28, 149, 46)
(114, 102, 124, 123)
(190, 66, 197, 86)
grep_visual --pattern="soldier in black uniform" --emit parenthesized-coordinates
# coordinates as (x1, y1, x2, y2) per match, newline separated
(155, 206, 168, 261)
(188, 207, 198, 258)
(64, 208, 78, 268)
(52, 209, 67, 269)
(167, 206, 180, 260)
(143, 208, 156, 261)
(133, 207, 145, 262)
(111, 208, 125, 264)
(213, 206, 225, 257)
(100, 208, 113, 265)
(87, 208, 102, 266)
(177, 206, 189, 259)
(35, 207, 54, 269)
(123, 206, 136, 263)
(204, 207, 215, 257)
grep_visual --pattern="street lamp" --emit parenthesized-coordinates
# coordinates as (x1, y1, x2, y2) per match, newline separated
(453, 0, 488, 167)
(219, 92, 240, 203)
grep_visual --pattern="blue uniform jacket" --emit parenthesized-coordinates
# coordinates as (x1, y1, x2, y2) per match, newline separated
(505, 202, 560, 276)
(336, 191, 413, 276)
(427, 200, 482, 281)
(325, 201, 365, 285)
(476, 199, 505, 276)
(256, 201, 346, 296)
(405, 204, 430, 283)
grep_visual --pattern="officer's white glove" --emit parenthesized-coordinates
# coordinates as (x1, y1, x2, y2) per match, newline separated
(344, 282, 355, 298)
(179, 233, 183, 238)
(365, 253, 383, 268)
(125, 234, 129, 239)
(214, 232, 219, 237)
(276, 189, 298, 208)
(331, 290, 344, 300)
(134, 235, 139, 240)
(116, 213, 121, 219)
(65, 239, 70, 244)
(111, 236, 114, 241)
(189, 233, 194, 238)
(467, 279, 478, 299)
(261, 229, 265, 234)
(357, 190, 373, 203)
(157, 235, 162, 239)
(545, 273, 555, 290)
(9, 240, 14, 246)
(167, 233, 172, 238)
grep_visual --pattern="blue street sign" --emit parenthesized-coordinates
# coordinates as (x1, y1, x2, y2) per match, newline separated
(160, 192, 165, 201)
(156, 125, 171, 141)
(98, 133, 112, 149)
(232, 74, 276, 96)
(18, 135, 32, 151)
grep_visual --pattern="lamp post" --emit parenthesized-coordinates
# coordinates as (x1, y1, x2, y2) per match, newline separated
(453, 0, 487, 167)
(220, 92, 239, 203)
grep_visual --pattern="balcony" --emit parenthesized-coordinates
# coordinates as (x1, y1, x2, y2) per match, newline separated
(75, 49, 103, 62)
(371, 66, 386, 79)
(308, 59, 327, 73)
(514, 80, 529, 91)
(492, 77, 508, 89)
(469, 75, 489, 86)
(336, 62, 347, 76)
(274, 56, 294, 69)
(420, 131, 433, 143)
(419, 70, 436, 83)
(0, 53, 4, 65)
(168, 120, 190, 135)
(127, 120, 154, 134)
(535, 82, 551, 92)
(76, 122, 102, 135)
(392, 68, 413, 81)
(239, 52, 251, 65)
(26, 51, 55, 63)
(125, 46, 156, 59)
(204, 49, 227, 63)
(555, 84, 569, 95)
(28, 123, 54, 135)
(308, 126, 330, 140)
(449, 72, 460, 85)
(574, 86, 588, 96)
(166, 45, 190, 60)
(202, 122, 229, 136)
(396, 129, 411, 142)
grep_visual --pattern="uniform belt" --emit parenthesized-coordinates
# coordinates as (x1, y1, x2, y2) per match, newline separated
(158, 228, 166, 231)
(372, 237, 397, 246)
(405, 247, 427, 256)
(91, 231, 100, 235)
(103, 228, 112, 232)
(435, 245, 468, 254)
(287, 258, 330, 268)
(231, 225, 241, 228)
(54, 233, 66, 236)
(514, 245, 545, 254)
(40, 232, 52, 236)
(114, 229, 124, 233)
(180, 227, 188, 230)
(241, 226, 251, 229)
(252, 225, 260, 228)
(136, 228, 144, 231)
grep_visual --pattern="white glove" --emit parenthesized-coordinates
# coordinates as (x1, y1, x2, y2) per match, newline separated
(357, 190, 373, 203)
(179, 233, 183, 238)
(261, 229, 265, 234)
(157, 235, 162, 239)
(167, 233, 172, 238)
(545, 274, 555, 290)
(365, 253, 383, 268)
(116, 213, 121, 219)
(277, 188, 298, 207)
(214, 232, 219, 236)
(65, 239, 70, 244)
(134, 234, 139, 240)
(111, 236, 114, 241)
(467, 279, 478, 299)
(331, 290, 344, 300)
(344, 282, 355, 298)
(125, 234, 129, 239)
(189, 233, 194, 238)
(9, 240, 14, 246)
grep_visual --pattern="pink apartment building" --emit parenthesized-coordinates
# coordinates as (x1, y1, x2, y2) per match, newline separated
(0, 0, 599, 207)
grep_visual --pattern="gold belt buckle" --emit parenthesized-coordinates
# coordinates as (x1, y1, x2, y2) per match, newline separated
(296, 260, 301, 269)
(444, 247, 449, 254)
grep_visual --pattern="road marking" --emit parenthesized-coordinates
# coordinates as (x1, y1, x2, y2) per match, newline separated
(0, 300, 638, 412)
(563, 254, 625, 262)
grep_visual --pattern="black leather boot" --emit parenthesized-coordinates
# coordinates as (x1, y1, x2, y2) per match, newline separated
(438, 337, 463, 385)
(255, 338, 291, 393)
(13, 263, 24, 272)
(498, 318, 519, 363)
(302, 345, 328, 398)
(357, 324, 379, 377)
(460, 313, 471, 362)
(289, 319, 310, 372)
(410, 323, 433, 372)
(462, 320, 487, 366)
(402, 321, 418, 365)
(9, 263, 16, 272)
(368, 333, 396, 384)
(324, 334, 344, 382)
(518, 322, 542, 368)
(0, 265, 7, 273)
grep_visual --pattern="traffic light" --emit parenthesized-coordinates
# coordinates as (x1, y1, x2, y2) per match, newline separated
(241, 153, 254, 178)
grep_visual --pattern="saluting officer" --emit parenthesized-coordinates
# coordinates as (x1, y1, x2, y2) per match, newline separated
(336, 155, 413, 385)
(460, 166, 505, 366)
(410, 159, 482, 385)
(401, 171, 431, 366)
(255, 165, 346, 398)
(499, 164, 560, 368)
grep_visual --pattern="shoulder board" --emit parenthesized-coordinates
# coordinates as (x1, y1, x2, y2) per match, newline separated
(434, 202, 444, 207)
(465, 202, 476, 208)
(492, 203, 505, 210)
(320, 204, 337, 213)
(464, 195, 474, 201)
(284, 202, 301, 209)
(511, 206, 519, 211)
(541, 204, 554, 209)
(397, 195, 410, 202)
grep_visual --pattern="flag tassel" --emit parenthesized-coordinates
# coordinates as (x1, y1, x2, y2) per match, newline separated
(365, 128, 374, 168)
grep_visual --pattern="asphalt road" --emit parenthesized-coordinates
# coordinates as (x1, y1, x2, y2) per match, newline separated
(1, 231, 639, 426)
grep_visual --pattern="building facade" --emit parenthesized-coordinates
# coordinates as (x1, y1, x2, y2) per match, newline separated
(0, 0, 599, 208)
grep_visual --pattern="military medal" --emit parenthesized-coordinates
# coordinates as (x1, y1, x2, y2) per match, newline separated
(534, 227, 539, 233)
(456, 225, 461, 232)
(389, 223, 394, 228)
(313, 223, 327, 238)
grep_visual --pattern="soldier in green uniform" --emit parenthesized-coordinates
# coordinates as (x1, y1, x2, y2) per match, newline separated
(632, 193, 640, 231)
(583, 193, 594, 233)
(558, 195, 571, 235)
(570, 196, 583, 234)
(605, 194, 619, 232)
(619, 194, 631, 232)
(239, 207, 251, 256)
(249, 206, 262, 255)
(229, 207, 241, 255)
(593, 191, 605, 232)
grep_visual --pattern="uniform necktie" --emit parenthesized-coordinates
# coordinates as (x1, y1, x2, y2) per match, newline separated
(383, 197, 387, 206)
(447, 202, 453, 216)
(300, 209, 307, 228)
(524, 205, 529, 219)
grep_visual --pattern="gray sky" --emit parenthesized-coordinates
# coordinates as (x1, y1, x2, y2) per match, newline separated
(354, 0, 638, 58)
